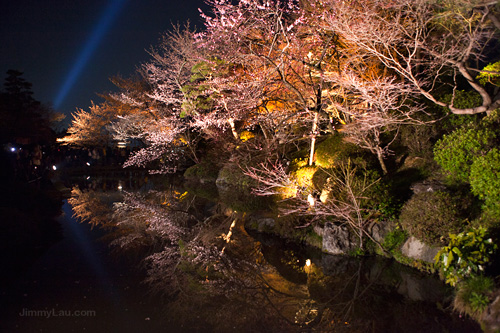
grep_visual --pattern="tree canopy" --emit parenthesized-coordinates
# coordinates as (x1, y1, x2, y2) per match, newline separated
(0, 70, 59, 145)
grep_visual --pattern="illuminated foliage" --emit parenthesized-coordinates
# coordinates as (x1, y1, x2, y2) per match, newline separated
(60, 102, 126, 147)
(470, 148, 500, 218)
(477, 61, 500, 86)
(434, 125, 497, 183)
(435, 227, 497, 287)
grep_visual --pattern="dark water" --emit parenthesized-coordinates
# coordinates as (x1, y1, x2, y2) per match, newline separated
(0, 174, 482, 332)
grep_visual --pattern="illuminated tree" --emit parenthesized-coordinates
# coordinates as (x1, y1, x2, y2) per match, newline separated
(59, 102, 122, 147)
(114, 25, 204, 169)
(325, 71, 422, 174)
(196, 0, 347, 163)
(197, 0, 427, 173)
(245, 159, 385, 250)
(322, 0, 500, 116)
(60, 74, 153, 148)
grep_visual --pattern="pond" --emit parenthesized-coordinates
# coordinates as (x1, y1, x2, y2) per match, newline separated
(0, 172, 482, 332)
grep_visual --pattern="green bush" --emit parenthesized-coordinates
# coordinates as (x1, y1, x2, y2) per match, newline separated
(435, 227, 497, 286)
(433, 110, 500, 224)
(434, 126, 496, 183)
(470, 148, 500, 218)
(437, 90, 483, 129)
(434, 109, 500, 185)
(399, 191, 464, 246)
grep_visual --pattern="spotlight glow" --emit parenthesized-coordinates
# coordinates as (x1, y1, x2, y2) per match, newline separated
(54, 0, 128, 109)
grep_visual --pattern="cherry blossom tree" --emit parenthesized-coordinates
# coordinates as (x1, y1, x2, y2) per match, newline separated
(196, 0, 347, 163)
(108, 27, 204, 170)
(197, 0, 428, 172)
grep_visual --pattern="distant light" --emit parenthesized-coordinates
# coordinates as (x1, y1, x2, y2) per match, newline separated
(86, 176, 91, 180)
(52, 165, 57, 171)
(117, 185, 123, 191)
(305, 259, 311, 267)
(10, 147, 16, 152)
(86, 162, 91, 166)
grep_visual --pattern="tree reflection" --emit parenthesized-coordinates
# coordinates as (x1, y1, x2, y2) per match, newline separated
(69, 183, 477, 332)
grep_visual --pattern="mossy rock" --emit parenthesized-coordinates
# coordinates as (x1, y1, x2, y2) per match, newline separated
(216, 163, 256, 188)
(183, 161, 220, 182)
(314, 133, 359, 168)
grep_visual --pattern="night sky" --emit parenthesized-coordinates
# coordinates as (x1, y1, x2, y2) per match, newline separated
(0, 0, 209, 128)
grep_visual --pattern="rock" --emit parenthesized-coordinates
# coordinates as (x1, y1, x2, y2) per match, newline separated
(410, 180, 446, 194)
(256, 218, 275, 232)
(216, 164, 254, 189)
(400, 236, 440, 263)
(322, 222, 355, 255)
(481, 292, 500, 332)
(246, 215, 275, 233)
(401, 156, 425, 169)
(313, 225, 324, 237)
(370, 221, 396, 243)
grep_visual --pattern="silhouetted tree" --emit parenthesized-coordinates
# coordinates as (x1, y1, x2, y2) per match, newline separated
(0, 70, 56, 145)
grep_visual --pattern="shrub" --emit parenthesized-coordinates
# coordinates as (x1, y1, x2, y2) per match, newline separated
(434, 109, 500, 185)
(476, 61, 500, 86)
(218, 163, 256, 188)
(434, 126, 496, 183)
(435, 227, 497, 286)
(399, 191, 464, 246)
(437, 90, 484, 130)
(470, 148, 500, 219)
(454, 276, 494, 319)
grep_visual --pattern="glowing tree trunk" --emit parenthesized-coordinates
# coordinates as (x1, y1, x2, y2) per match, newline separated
(308, 111, 319, 166)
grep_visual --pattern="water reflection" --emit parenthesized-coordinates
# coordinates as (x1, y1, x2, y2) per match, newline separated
(67, 177, 480, 332)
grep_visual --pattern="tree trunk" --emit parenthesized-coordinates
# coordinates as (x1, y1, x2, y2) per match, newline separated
(308, 112, 319, 166)
(376, 147, 388, 175)
(227, 117, 238, 140)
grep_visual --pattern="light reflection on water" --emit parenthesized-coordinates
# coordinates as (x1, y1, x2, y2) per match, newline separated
(1, 175, 482, 332)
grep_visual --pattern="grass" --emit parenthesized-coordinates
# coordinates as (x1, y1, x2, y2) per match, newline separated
(454, 276, 494, 319)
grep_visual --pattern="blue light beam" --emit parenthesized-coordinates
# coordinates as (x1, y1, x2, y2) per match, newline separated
(54, 0, 128, 109)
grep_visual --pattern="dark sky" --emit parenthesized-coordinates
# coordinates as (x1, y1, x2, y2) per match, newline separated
(0, 0, 209, 128)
